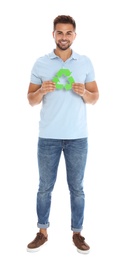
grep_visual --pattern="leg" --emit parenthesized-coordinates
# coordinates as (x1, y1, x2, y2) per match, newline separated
(63, 138, 88, 232)
(37, 138, 62, 229)
(27, 138, 62, 252)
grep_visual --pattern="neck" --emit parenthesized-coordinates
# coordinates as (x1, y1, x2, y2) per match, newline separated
(54, 48, 72, 61)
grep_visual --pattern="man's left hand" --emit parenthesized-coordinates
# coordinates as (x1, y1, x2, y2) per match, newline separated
(72, 83, 85, 97)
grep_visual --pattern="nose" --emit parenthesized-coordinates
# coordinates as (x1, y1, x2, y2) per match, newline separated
(61, 34, 67, 40)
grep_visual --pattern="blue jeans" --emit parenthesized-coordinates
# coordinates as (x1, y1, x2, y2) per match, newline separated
(37, 137, 88, 232)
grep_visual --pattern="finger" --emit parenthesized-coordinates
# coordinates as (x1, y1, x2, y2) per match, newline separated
(43, 83, 55, 87)
(72, 86, 84, 96)
(44, 81, 55, 84)
(72, 83, 84, 87)
(42, 83, 56, 90)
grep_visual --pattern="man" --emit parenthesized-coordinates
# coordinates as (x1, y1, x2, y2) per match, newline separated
(27, 15, 99, 254)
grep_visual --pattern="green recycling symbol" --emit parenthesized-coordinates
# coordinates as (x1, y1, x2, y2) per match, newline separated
(52, 68, 75, 90)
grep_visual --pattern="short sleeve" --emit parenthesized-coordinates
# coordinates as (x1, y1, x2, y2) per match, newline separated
(85, 57, 95, 83)
(30, 59, 42, 85)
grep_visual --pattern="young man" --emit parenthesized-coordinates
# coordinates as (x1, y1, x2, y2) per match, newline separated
(27, 15, 99, 254)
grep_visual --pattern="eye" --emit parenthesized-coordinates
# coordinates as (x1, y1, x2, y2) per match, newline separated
(67, 32, 73, 36)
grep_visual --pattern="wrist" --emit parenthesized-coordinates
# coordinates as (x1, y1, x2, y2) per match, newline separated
(82, 88, 86, 97)
(39, 86, 44, 95)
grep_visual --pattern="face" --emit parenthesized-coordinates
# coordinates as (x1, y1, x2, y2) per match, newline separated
(53, 23, 76, 51)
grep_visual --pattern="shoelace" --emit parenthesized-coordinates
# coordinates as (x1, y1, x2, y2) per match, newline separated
(79, 235, 85, 243)
(75, 234, 85, 244)
(33, 233, 44, 243)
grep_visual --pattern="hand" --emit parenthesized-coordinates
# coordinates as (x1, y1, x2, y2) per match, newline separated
(72, 83, 85, 97)
(41, 81, 56, 96)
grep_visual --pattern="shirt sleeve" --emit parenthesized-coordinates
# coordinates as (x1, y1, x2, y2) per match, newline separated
(85, 57, 95, 83)
(30, 59, 42, 85)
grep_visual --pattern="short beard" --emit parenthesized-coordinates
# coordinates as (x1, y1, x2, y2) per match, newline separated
(56, 42, 71, 51)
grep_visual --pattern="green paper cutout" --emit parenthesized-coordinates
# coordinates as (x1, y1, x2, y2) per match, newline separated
(52, 69, 75, 90)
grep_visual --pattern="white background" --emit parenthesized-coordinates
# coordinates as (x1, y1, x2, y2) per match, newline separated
(0, 0, 125, 259)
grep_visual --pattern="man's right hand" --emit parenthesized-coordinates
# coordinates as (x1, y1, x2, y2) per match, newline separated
(27, 81, 56, 106)
(40, 81, 56, 96)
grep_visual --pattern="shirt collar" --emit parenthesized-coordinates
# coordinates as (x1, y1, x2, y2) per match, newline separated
(49, 50, 78, 60)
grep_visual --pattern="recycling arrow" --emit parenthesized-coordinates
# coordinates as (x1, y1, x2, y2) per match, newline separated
(52, 69, 75, 90)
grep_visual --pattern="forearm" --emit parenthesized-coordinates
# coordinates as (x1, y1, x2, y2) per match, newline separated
(82, 89, 99, 105)
(27, 87, 44, 106)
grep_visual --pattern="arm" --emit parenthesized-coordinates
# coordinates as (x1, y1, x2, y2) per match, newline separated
(72, 81, 99, 105)
(82, 81, 99, 104)
(27, 81, 56, 106)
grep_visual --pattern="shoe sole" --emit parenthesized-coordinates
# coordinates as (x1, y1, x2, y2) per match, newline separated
(27, 241, 48, 252)
(77, 248, 90, 254)
(73, 242, 90, 254)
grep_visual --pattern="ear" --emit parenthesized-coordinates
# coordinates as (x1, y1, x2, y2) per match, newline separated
(52, 31, 55, 38)
(74, 32, 77, 39)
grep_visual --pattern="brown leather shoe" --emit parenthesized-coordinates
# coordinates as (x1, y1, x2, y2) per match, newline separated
(73, 233, 90, 254)
(27, 232, 48, 252)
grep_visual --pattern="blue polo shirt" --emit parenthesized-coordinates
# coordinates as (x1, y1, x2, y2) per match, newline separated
(30, 50, 95, 139)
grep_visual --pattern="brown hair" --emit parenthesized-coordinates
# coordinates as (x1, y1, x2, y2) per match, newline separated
(53, 15, 76, 31)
